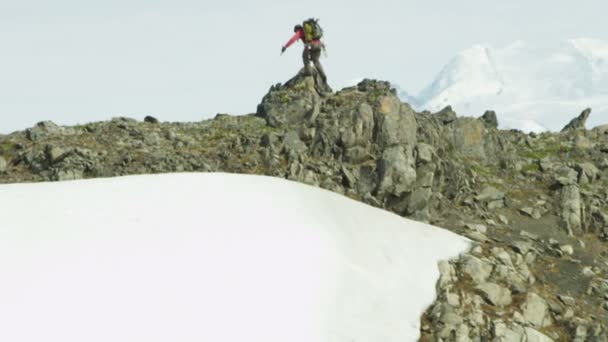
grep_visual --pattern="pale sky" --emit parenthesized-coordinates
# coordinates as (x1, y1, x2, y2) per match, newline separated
(1, 0, 606, 133)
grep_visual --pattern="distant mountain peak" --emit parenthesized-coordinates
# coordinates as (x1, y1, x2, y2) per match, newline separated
(399, 38, 608, 132)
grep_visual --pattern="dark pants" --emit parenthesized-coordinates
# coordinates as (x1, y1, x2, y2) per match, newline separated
(302, 43, 327, 82)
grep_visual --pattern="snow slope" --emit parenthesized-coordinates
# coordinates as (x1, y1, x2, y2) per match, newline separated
(0, 173, 469, 342)
(410, 39, 608, 132)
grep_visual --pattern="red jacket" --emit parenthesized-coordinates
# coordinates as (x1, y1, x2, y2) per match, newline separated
(284, 29, 321, 49)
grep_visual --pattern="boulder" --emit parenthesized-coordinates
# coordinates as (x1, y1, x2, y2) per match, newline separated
(561, 108, 591, 132)
(477, 282, 513, 306)
(26, 121, 63, 141)
(481, 110, 499, 129)
(525, 327, 554, 342)
(256, 74, 321, 128)
(574, 162, 600, 184)
(375, 146, 417, 197)
(373, 96, 417, 148)
(522, 293, 552, 328)
(461, 255, 493, 284)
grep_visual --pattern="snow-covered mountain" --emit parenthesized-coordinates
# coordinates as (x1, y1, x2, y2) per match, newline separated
(0, 173, 468, 342)
(406, 38, 608, 132)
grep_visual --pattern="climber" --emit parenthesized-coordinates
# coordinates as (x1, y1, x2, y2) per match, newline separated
(281, 18, 328, 84)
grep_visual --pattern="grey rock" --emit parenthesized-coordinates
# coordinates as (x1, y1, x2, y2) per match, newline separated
(0, 156, 7, 173)
(554, 166, 579, 186)
(465, 223, 488, 234)
(522, 293, 552, 328)
(481, 110, 499, 129)
(144, 115, 159, 124)
(415, 143, 434, 164)
(26, 121, 62, 141)
(519, 207, 536, 218)
(539, 158, 554, 172)
(282, 131, 308, 161)
(493, 321, 526, 342)
(461, 255, 493, 284)
(512, 241, 534, 255)
(525, 327, 554, 342)
(561, 108, 591, 132)
(376, 146, 416, 197)
(45, 145, 70, 164)
(450, 118, 488, 157)
(434, 105, 457, 124)
(477, 282, 513, 306)
(575, 162, 600, 184)
(475, 186, 505, 202)
(593, 124, 608, 136)
(559, 184, 582, 235)
(256, 75, 321, 127)
(558, 295, 575, 306)
(53, 169, 84, 181)
(373, 96, 417, 148)
(559, 244, 574, 255)
(406, 187, 432, 216)
(491, 247, 513, 267)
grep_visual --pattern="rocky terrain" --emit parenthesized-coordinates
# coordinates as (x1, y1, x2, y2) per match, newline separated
(1, 72, 607, 341)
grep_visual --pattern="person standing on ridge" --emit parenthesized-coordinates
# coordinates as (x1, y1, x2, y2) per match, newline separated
(281, 18, 328, 85)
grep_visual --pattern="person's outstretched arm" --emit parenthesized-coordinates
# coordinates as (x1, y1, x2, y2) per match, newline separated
(282, 30, 303, 53)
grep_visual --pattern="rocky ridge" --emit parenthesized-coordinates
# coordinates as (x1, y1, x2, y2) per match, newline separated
(1, 74, 608, 341)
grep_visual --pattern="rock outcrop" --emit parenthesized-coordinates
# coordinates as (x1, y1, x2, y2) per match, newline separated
(562, 108, 592, 132)
(1, 74, 607, 341)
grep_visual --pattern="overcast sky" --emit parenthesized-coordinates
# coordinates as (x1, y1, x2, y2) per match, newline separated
(1, 0, 606, 133)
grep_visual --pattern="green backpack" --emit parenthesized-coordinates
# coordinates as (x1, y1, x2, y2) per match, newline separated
(303, 18, 323, 42)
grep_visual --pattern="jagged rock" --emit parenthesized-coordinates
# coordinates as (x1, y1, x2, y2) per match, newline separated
(256, 75, 321, 128)
(493, 321, 526, 342)
(561, 108, 591, 132)
(144, 115, 159, 124)
(437, 260, 456, 288)
(491, 247, 513, 267)
(554, 166, 579, 186)
(559, 184, 583, 235)
(574, 162, 600, 184)
(558, 244, 574, 256)
(525, 327, 554, 342)
(461, 255, 493, 284)
(3, 74, 608, 342)
(282, 131, 308, 162)
(0, 156, 7, 174)
(475, 186, 505, 209)
(26, 121, 64, 141)
(558, 295, 576, 306)
(415, 143, 434, 164)
(434, 106, 457, 124)
(520, 207, 540, 219)
(406, 187, 432, 217)
(477, 282, 513, 306)
(522, 293, 552, 328)
(373, 95, 417, 148)
(511, 241, 534, 255)
(45, 145, 70, 165)
(53, 169, 84, 181)
(450, 118, 489, 157)
(481, 110, 499, 129)
(375, 146, 416, 197)
(465, 223, 488, 234)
